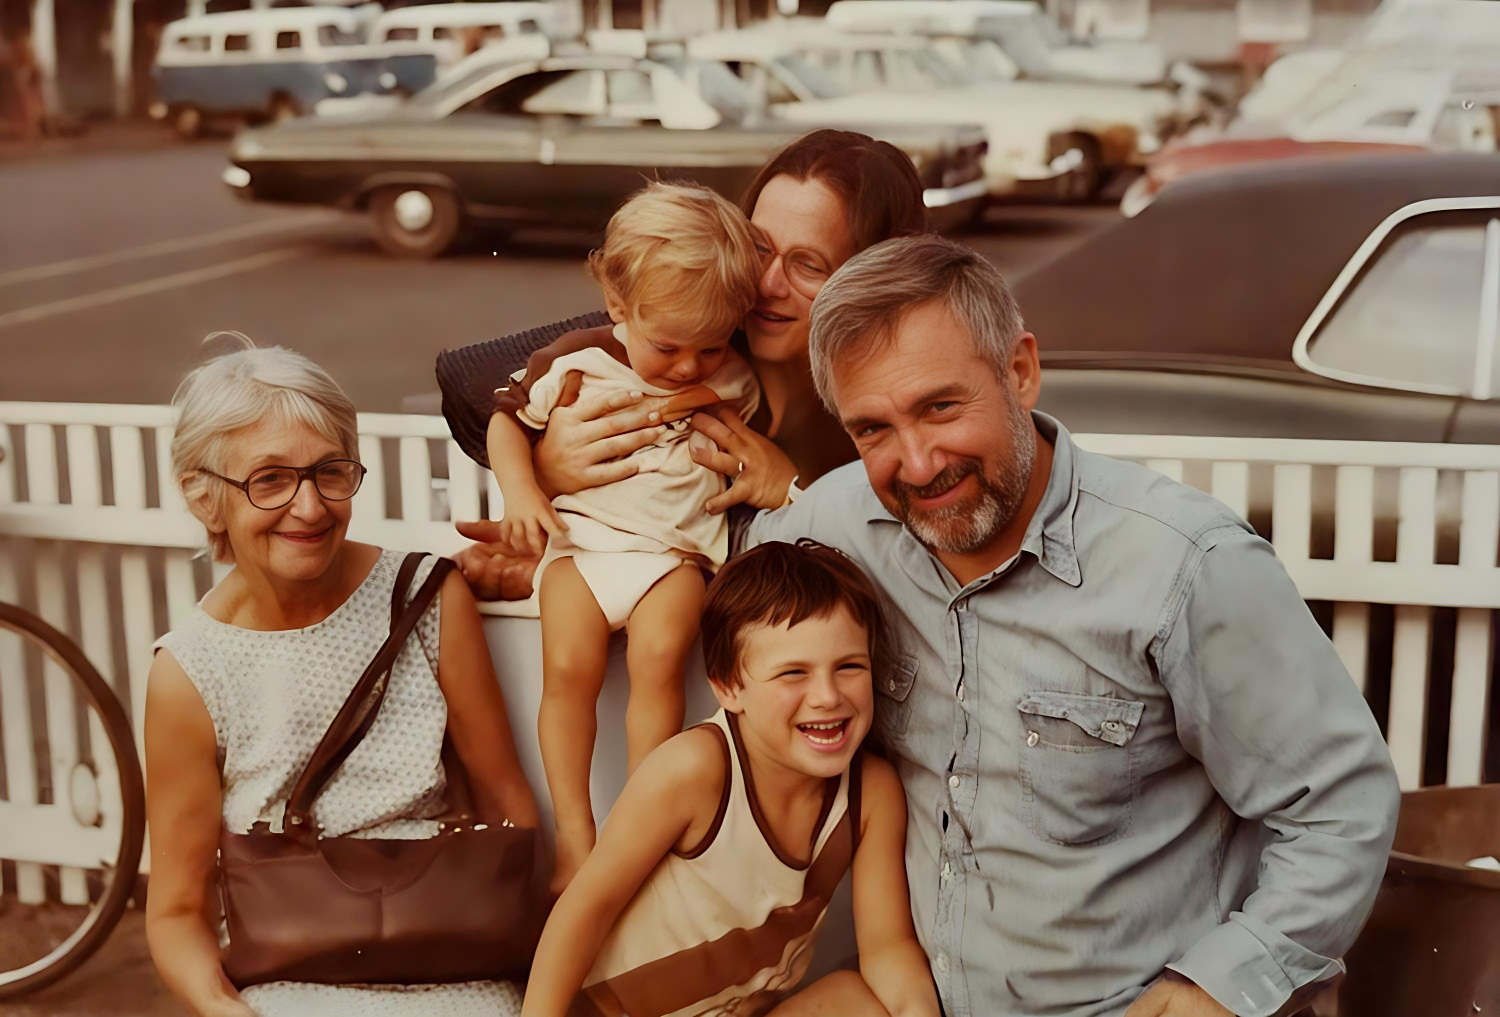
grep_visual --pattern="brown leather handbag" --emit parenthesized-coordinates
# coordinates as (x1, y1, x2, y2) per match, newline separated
(218, 552, 542, 989)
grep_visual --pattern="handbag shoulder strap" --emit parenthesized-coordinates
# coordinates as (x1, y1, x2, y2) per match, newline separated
(283, 552, 455, 832)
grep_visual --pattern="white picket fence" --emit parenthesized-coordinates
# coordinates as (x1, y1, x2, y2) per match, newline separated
(0, 402, 1495, 909)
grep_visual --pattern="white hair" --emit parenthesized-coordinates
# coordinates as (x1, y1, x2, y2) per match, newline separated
(170, 333, 359, 563)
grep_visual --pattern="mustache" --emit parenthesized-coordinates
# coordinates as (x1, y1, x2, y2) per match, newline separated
(893, 459, 982, 507)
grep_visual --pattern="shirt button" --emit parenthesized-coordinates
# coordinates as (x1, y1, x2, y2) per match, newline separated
(1103, 719, 1122, 732)
(1026, 730, 1040, 747)
(948, 774, 960, 789)
(942, 861, 952, 878)
(956, 685, 966, 702)
(888, 679, 898, 692)
(935, 954, 950, 974)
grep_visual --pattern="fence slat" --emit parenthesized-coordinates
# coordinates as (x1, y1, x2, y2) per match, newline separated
(0, 424, 14, 504)
(355, 435, 385, 521)
(111, 426, 153, 754)
(35, 543, 90, 903)
(400, 437, 433, 525)
(0, 551, 46, 902)
(25, 425, 59, 506)
(1448, 608, 1493, 787)
(1396, 467, 1439, 566)
(1331, 602, 1371, 695)
(1208, 461, 1250, 519)
(1271, 464, 1312, 562)
(1333, 465, 1375, 564)
(1388, 604, 1433, 790)
(156, 426, 186, 515)
(1459, 471, 1500, 569)
(446, 441, 483, 525)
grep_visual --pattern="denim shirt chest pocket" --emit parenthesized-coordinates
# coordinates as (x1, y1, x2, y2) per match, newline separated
(874, 654, 919, 750)
(1016, 690, 1145, 846)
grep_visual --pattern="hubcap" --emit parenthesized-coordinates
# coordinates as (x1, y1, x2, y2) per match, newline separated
(393, 190, 434, 232)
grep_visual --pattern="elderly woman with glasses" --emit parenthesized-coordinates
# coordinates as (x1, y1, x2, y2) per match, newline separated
(143, 336, 539, 1017)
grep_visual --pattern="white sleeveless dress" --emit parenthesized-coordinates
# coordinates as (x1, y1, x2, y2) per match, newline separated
(154, 549, 524, 1016)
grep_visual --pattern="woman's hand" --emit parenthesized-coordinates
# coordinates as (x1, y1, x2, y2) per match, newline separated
(689, 407, 799, 514)
(452, 521, 541, 601)
(533, 371, 674, 498)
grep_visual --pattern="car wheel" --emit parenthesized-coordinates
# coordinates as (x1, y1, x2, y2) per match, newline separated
(268, 94, 302, 123)
(1056, 134, 1103, 204)
(174, 106, 204, 140)
(370, 185, 463, 259)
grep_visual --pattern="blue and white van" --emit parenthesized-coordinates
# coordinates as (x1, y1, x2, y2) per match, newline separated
(151, 8, 401, 138)
(369, 3, 556, 94)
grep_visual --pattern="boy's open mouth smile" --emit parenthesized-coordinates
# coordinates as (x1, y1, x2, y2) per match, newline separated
(796, 718, 851, 750)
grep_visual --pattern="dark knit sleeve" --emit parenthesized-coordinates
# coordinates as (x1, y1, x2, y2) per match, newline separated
(436, 311, 611, 469)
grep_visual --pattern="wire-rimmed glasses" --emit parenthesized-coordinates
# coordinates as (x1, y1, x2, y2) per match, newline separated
(199, 459, 367, 510)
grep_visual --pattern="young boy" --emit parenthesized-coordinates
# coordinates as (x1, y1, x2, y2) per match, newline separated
(486, 182, 765, 891)
(522, 541, 940, 1017)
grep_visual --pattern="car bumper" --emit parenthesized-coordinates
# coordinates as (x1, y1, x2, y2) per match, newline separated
(1011, 146, 1087, 182)
(923, 177, 989, 209)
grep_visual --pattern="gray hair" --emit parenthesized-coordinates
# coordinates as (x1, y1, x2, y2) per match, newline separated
(170, 333, 359, 564)
(808, 234, 1025, 412)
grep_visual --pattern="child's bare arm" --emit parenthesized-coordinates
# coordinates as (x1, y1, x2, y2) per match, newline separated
(852, 755, 941, 1017)
(522, 727, 726, 1017)
(486, 410, 567, 557)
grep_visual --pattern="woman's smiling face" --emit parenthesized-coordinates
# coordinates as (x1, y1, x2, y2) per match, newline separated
(743, 175, 859, 366)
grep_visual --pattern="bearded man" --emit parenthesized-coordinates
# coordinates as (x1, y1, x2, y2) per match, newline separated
(744, 235, 1399, 1017)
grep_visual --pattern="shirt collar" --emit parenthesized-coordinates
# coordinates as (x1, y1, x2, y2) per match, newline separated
(863, 410, 1082, 589)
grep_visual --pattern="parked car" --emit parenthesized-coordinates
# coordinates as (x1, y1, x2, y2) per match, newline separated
(222, 43, 989, 258)
(690, 23, 1179, 201)
(369, 3, 557, 94)
(825, 0, 1193, 90)
(1017, 152, 1500, 444)
(150, 7, 385, 138)
(1122, 70, 1496, 215)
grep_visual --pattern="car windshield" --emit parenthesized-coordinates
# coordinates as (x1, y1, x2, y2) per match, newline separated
(669, 58, 753, 120)
(411, 60, 510, 110)
(318, 24, 364, 47)
(903, 47, 972, 88)
(991, 17, 1063, 75)
(773, 54, 844, 100)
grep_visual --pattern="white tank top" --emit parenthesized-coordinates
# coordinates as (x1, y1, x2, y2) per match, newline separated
(579, 709, 862, 1017)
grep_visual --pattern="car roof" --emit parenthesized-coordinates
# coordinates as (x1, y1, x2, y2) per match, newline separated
(165, 8, 363, 35)
(1014, 152, 1500, 366)
(374, 3, 552, 29)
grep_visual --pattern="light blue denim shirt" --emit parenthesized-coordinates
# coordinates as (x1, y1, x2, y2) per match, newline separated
(746, 413, 1399, 1017)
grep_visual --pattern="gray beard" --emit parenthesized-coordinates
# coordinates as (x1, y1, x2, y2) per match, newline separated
(893, 401, 1037, 556)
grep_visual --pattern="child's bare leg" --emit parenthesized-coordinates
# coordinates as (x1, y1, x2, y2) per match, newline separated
(623, 564, 705, 773)
(538, 557, 611, 894)
(767, 970, 890, 1016)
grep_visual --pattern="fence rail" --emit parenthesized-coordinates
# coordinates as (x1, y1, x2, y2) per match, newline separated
(0, 403, 1495, 907)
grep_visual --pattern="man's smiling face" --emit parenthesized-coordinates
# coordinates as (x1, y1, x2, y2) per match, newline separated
(830, 298, 1039, 558)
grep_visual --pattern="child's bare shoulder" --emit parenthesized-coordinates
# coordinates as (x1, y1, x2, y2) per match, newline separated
(630, 725, 731, 836)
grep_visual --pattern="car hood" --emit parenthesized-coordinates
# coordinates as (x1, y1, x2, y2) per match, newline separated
(1047, 42, 1167, 85)
(777, 81, 1173, 132)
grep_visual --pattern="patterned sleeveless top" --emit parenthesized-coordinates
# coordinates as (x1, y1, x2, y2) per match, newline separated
(580, 709, 863, 1017)
(154, 548, 523, 1016)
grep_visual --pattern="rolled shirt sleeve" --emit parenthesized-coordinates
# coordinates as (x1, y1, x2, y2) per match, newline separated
(1153, 528, 1401, 1017)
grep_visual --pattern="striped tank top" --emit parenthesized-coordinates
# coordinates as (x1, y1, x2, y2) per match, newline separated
(579, 709, 863, 1017)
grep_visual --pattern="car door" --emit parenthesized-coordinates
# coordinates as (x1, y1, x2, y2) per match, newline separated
(432, 66, 590, 218)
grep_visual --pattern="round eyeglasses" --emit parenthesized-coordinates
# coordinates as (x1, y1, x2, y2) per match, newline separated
(199, 460, 367, 511)
(755, 239, 833, 298)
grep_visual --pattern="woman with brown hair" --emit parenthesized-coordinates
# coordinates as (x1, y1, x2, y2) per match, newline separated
(441, 129, 928, 598)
